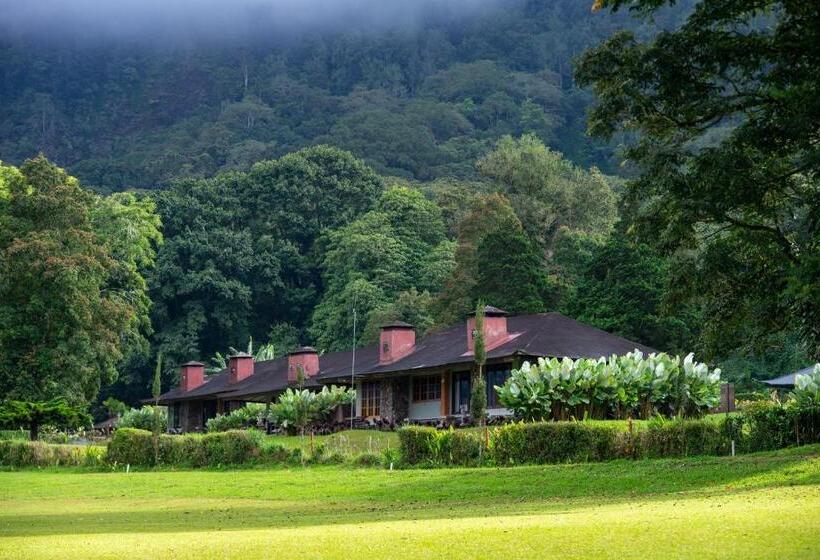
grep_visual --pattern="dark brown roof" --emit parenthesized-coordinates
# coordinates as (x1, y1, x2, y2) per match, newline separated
(157, 312, 655, 402)
(469, 305, 508, 317)
(380, 320, 414, 329)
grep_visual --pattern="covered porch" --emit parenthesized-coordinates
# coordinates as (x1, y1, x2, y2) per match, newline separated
(353, 362, 514, 424)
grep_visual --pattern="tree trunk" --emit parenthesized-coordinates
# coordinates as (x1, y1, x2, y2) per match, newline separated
(29, 421, 39, 441)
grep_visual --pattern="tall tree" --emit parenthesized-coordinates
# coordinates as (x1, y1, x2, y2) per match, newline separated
(150, 146, 382, 366)
(435, 193, 527, 324)
(470, 302, 487, 426)
(477, 134, 618, 253)
(310, 186, 448, 350)
(577, 0, 820, 358)
(0, 156, 160, 405)
(474, 228, 555, 314)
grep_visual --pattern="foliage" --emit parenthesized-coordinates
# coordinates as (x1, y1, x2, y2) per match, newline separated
(736, 400, 820, 452)
(495, 351, 722, 421)
(470, 302, 488, 425)
(0, 398, 91, 441)
(474, 227, 554, 314)
(0, 440, 106, 468)
(118, 406, 167, 432)
(150, 145, 381, 371)
(577, 0, 820, 358)
(208, 337, 278, 374)
(560, 231, 700, 354)
(206, 403, 267, 433)
(793, 364, 820, 405)
(106, 428, 264, 467)
(476, 134, 617, 251)
(268, 386, 356, 435)
(102, 397, 128, 418)
(0, 157, 161, 406)
(309, 186, 447, 350)
(492, 422, 620, 465)
(397, 426, 485, 467)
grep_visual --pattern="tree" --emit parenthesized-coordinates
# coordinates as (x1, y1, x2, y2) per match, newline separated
(470, 302, 488, 426)
(150, 146, 382, 369)
(0, 156, 161, 406)
(475, 228, 554, 314)
(477, 134, 617, 253)
(577, 0, 820, 358)
(309, 186, 448, 349)
(434, 193, 522, 324)
(0, 399, 91, 441)
(152, 352, 162, 463)
(562, 232, 699, 354)
(102, 397, 128, 419)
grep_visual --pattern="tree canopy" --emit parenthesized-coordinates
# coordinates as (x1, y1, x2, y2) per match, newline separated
(0, 156, 161, 406)
(577, 0, 820, 359)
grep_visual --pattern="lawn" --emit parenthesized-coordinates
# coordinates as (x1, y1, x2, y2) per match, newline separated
(1, 445, 818, 559)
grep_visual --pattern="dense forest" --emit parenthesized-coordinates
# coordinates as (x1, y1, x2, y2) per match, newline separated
(0, 0, 816, 417)
(0, 0, 691, 189)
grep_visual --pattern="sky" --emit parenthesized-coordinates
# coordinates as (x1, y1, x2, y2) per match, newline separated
(0, 0, 504, 44)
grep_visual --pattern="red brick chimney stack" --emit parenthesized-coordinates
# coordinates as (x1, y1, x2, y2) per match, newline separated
(379, 321, 416, 364)
(228, 352, 254, 384)
(466, 305, 509, 353)
(288, 347, 320, 381)
(179, 361, 205, 391)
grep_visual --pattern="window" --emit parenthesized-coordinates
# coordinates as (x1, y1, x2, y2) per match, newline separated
(485, 366, 511, 408)
(361, 381, 381, 418)
(412, 375, 441, 402)
(171, 403, 181, 429)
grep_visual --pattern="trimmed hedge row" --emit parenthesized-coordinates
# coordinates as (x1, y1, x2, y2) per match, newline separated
(399, 402, 820, 467)
(0, 440, 106, 468)
(106, 428, 289, 467)
(398, 427, 484, 466)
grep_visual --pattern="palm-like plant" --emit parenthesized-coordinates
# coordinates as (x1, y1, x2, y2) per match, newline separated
(496, 351, 721, 420)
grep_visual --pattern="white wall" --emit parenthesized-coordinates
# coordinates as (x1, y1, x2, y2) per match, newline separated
(408, 399, 441, 420)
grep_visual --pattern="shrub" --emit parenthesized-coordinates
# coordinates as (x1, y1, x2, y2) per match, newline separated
(107, 428, 265, 467)
(206, 403, 267, 432)
(446, 430, 484, 466)
(0, 440, 105, 468)
(118, 406, 167, 431)
(632, 417, 730, 458)
(351, 452, 382, 467)
(492, 421, 619, 465)
(738, 400, 820, 452)
(496, 351, 722, 421)
(107, 428, 155, 466)
(398, 426, 444, 465)
(193, 430, 261, 466)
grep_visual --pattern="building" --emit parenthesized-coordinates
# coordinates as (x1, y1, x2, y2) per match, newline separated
(157, 307, 654, 432)
(762, 365, 816, 390)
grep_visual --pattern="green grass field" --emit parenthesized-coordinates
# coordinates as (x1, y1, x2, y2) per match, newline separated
(1, 445, 818, 559)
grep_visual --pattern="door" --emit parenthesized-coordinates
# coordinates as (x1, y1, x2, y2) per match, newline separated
(452, 371, 471, 415)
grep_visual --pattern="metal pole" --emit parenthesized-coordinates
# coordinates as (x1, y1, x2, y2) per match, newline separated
(350, 306, 357, 430)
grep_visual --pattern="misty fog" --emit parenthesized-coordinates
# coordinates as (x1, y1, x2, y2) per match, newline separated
(0, 0, 505, 44)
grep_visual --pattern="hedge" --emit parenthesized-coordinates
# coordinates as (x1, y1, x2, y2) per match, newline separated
(0, 440, 106, 468)
(398, 402, 820, 467)
(107, 428, 269, 467)
(398, 426, 485, 466)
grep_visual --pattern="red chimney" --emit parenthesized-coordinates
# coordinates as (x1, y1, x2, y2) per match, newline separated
(467, 305, 509, 353)
(288, 347, 320, 381)
(228, 352, 254, 384)
(179, 361, 205, 391)
(379, 321, 416, 364)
